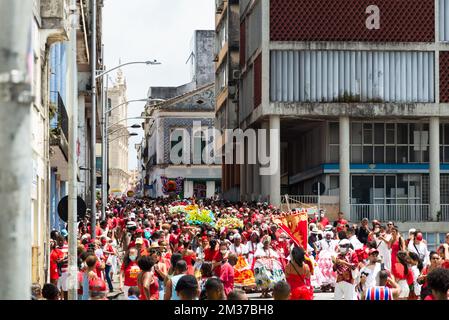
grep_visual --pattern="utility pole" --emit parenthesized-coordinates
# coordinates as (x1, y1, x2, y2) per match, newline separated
(67, 0, 79, 300)
(0, 0, 33, 299)
(90, 0, 97, 239)
(101, 75, 109, 221)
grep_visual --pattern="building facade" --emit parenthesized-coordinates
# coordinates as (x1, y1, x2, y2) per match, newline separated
(28, 0, 104, 285)
(237, 0, 449, 236)
(107, 70, 130, 195)
(141, 30, 221, 199)
(215, 0, 241, 201)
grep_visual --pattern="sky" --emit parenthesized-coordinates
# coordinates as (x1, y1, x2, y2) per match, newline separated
(103, 0, 215, 170)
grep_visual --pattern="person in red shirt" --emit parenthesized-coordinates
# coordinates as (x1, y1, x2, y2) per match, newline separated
(220, 254, 237, 297)
(212, 242, 229, 277)
(119, 247, 141, 299)
(392, 251, 414, 300)
(332, 239, 359, 300)
(333, 212, 348, 233)
(438, 243, 449, 269)
(204, 239, 218, 262)
(49, 240, 64, 285)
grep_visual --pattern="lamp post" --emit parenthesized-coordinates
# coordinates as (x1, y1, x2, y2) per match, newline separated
(93, 62, 160, 229)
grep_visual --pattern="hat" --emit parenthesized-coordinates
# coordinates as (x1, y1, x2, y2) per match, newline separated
(309, 223, 317, 229)
(61, 229, 68, 237)
(175, 275, 198, 293)
(135, 238, 144, 245)
(369, 248, 379, 255)
(324, 225, 333, 231)
(150, 242, 160, 249)
(89, 278, 107, 292)
(129, 213, 136, 219)
(408, 228, 416, 235)
(311, 226, 319, 234)
(339, 239, 351, 246)
(136, 228, 143, 234)
(234, 234, 242, 240)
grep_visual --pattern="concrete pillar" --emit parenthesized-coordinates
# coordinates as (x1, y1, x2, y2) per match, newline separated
(253, 157, 261, 201)
(184, 180, 194, 198)
(240, 159, 247, 201)
(339, 117, 351, 218)
(246, 144, 253, 201)
(269, 115, 281, 206)
(261, 121, 270, 201)
(206, 181, 215, 199)
(429, 117, 441, 221)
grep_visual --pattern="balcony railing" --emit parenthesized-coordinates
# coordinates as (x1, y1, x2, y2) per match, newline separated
(50, 93, 69, 150)
(281, 195, 319, 205)
(441, 205, 449, 221)
(350, 204, 430, 222)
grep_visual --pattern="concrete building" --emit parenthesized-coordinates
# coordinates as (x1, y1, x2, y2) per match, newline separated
(237, 0, 449, 242)
(27, 0, 104, 285)
(107, 70, 130, 195)
(141, 30, 221, 198)
(215, 0, 241, 201)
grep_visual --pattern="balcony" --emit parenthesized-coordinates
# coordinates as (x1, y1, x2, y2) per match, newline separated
(350, 204, 432, 222)
(40, 0, 70, 44)
(50, 93, 69, 161)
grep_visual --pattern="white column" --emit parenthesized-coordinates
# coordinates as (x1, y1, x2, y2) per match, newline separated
(429, 117, 441, 221)
(253, 157, 261, 201)
(240, 158, 246, 201)
(269, 115, 281, 206)
(261, 121, 270, 201)
(246, 144, 253, 201)
(339, 117, 351, 218)
(184, 180, 194, 198)
(206, 181, 215, 199)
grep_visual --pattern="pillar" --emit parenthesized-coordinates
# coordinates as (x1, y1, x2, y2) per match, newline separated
(246, 144, 253, 201)
(339, 117, 351, 218)
(240, 160, 247, 201)
(206, 181, 215, 199)
(429, 117, 441, 221)
(253, 157, 261, 201)
(269, 115, 281, 206)
(261, 121, 270, 201)
(184, 180, 193, 198)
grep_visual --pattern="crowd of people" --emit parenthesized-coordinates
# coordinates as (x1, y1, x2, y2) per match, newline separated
(33, 196, 449, 301)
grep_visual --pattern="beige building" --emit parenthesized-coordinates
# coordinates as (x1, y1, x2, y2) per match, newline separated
(108, 70, 130, 195)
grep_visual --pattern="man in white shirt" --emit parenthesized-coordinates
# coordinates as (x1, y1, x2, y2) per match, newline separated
(408, 232, 430, 266)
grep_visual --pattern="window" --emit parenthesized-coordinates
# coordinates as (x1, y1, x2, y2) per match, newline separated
(347, 122, 430, 163)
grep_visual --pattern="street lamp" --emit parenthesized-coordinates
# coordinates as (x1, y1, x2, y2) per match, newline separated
(108, 124, 141, 136)
(92, 60, 160, 233)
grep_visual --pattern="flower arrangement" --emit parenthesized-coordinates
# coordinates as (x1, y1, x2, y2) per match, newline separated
(169, 205, 187, 214)
(215, 217, 244, 230)
(185, 207, 215, 226)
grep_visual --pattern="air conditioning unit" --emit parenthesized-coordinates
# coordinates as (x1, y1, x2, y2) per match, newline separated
(232, 70, 241, 80)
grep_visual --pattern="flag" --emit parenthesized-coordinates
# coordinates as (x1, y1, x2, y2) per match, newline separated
(273, 210, 308, 249)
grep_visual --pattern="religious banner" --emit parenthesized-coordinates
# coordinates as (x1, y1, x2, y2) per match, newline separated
(273, 210, 308, 250)
(161, 176, 184, 195)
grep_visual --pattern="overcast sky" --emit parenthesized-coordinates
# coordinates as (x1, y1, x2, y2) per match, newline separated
(103, 0, 215, 170)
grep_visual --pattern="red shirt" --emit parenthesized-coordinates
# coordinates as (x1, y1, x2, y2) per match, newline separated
(442, 261, 449, 269)
(212, 252, 224, 277)
(121, 261, 141, 286)
(50, 249, 64, 280)
(220, 262, 235, 296)
(204, 248, 218, 262)
(95, 260, 104, 280)
(128, 238, 150, 249)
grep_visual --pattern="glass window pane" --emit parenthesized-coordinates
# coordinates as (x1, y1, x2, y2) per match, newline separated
(329, 146, 339, 162)
(441, 146, 445, 163)
(363, 146, 373, 163)
(352, 176, 373, 204)
(386, 146, 396, 163)
(409, 147, 420, 163)
(445, 124, 449, 145)
(374, 123, 385, 144)
(445, 147, 449, 163)
(330, 176, 339, 189)
(329, 122, 339, 144)
(422, 149, 429, 163)
(363, 123, 373, 144)
(375, 146, 384, 163)
(397, 174, 408, 198)
(397, 146, 408, 163)
(351, 146, 362, 162)
(374, 176, 385, 199)
(426, 233, 435, 245)
(352, 123, 362, 144)
(386, 176, 396, 198)
(386, 124, 395, 144)
(397, 123, 408, 144)
(408, 175, 422, 200)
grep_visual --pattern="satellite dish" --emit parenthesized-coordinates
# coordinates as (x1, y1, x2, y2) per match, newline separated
(57, 196, 87, 222)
